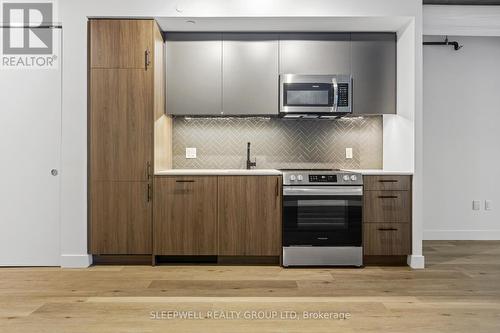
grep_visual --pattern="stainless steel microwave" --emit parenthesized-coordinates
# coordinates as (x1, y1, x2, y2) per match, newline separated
(279, 74, 352, 116)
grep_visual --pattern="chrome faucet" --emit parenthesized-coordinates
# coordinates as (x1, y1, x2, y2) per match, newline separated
(246, 142, 256, 169)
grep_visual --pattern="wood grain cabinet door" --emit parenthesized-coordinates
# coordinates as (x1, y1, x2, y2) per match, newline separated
(363, 175, 411, 191)
(90, 68, 153, 181)
(363, 190, 411, 223)
(362, 175, 412, 257)
(218, 176, 281, 256)
(154, 176, 217, 255)
(363, 223, 411, 255)
(90, 181, 152, 254)
(90, 19, 153, 69)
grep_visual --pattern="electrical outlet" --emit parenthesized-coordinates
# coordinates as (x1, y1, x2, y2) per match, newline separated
(472, 200, 480, 211)
(345, 148, 353, 159)
(185, 147, 197, 159)
(485, 200, 492, 211)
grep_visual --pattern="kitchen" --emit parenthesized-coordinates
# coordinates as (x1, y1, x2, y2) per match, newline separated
(88, 22, 413, 267)
(2, 1, 500, 332)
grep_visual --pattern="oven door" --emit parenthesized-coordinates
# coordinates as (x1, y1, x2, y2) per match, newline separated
(282, 186, 362, 246)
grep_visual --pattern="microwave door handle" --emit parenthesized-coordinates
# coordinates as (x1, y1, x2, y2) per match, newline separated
(332, 78, 338, 112)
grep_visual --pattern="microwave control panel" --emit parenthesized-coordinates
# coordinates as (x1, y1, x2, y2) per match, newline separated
(338, 83, 349, 107)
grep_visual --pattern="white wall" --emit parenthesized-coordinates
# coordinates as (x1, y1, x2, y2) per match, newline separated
(423, 36, 500, 240)
(384, 22, 416, 172)
(423, 5, 500, 240)
(58, 0, 422, 267)
(382, 16, 425, 268)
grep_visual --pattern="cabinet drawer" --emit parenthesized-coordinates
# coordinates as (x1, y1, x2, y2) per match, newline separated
(363, 175, 411, 191)
(363, 223, 410, 255)
(363, 190, 410, 223)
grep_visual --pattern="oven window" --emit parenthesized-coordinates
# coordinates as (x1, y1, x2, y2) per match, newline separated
(296, 199, 348, 229)
(283, 194, 362, 232)
(284, 83, 332, 107)
(283, 193, 362, 246)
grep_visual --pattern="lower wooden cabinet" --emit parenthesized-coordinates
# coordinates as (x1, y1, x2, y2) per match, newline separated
(153, 176, 217, 255)
(363, 175, 411, 191)
(218, 176, 281, 256)
(90, 181, 152, 254)
(363, 175, 412, 258)
(363, 223, 410, 255)
(153, 175, 281, 257)
(363, 190, 411, 223)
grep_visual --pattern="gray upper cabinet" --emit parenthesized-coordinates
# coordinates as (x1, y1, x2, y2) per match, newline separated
(222, 34, 279, 115)
(166, 32, 396, 116)
(166, 33, 222, 115)
(351, 33, 396, 115)
(279, 33, 351, 75)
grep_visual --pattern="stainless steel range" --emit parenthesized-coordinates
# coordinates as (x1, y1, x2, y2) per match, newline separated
(281, 169, 363, 267)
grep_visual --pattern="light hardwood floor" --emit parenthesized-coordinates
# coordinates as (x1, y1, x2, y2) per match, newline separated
(1, 241, 499, 332)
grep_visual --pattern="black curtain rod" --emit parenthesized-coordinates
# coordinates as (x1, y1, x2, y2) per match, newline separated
(423, 36, 463, 51)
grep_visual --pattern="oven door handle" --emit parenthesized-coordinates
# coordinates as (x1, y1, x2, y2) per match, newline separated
(283, 186, 363, 196)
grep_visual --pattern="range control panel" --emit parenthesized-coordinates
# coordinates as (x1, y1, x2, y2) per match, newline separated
(282, 170, 363, 186)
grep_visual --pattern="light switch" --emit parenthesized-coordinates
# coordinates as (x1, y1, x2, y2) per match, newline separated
(185, 147, 197, 159)
(485, 200, 492, 211)
(472, 200, 480, 211)
(345, 148, 353, 159)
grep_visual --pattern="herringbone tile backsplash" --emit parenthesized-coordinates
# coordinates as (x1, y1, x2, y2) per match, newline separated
(173, 117, 382, 169)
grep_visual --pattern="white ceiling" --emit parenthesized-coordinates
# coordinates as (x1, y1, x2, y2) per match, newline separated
(155, 16, 412, 32)
(424, 5, 500, 36)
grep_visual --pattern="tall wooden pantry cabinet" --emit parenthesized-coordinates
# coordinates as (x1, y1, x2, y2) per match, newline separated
(88, 19, 171, 255)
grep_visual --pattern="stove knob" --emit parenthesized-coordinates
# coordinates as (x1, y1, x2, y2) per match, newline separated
(290, 175, 297, 181)
(297, 175, 304, 181)
(350, 175, 357, 181)
(343, 175, 350, 181)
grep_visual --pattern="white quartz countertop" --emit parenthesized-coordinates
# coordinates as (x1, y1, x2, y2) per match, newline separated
(155, 169, 413, 176)
(155, 169, 282, 176)
(345, 169, 414, 176)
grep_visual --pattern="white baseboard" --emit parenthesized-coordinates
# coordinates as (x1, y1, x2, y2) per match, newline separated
(60, 254, 92, 268)
(424, 230, 500, 240)
(407, 255, 425, 269)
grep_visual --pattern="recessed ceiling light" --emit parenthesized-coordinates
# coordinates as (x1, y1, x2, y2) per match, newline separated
(186, 20, 196, 24)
